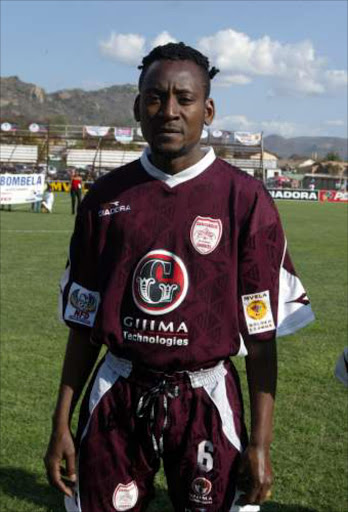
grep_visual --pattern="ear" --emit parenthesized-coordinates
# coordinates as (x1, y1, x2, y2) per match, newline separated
(204, 98, 215, 126)
(133, 95, 140, 122)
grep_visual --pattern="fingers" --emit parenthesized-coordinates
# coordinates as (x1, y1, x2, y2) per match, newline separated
(65, 452, 77, 482)
(238, 480, 273, 506)
(44, 455, 76, 498)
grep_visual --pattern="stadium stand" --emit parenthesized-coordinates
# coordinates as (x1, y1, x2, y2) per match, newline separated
(66, 149, 142, 169)
(0, 144, 38, 164)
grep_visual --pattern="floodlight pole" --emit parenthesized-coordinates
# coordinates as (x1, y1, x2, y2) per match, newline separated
(261, 131, 265, 183)
(46, 121, 50, 174)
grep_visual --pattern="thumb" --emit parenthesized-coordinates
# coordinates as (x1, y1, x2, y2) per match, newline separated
(65, 453, 77, 481)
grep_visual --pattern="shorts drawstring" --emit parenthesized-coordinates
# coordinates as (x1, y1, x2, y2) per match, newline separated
(136, 380, 180, 456)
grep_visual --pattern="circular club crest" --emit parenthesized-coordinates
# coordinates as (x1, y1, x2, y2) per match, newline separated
(247, 299, 267, 320)
(132, 250, 188, 315)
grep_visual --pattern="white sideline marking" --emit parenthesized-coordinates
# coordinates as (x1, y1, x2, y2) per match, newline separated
(3, 229, 71, 233)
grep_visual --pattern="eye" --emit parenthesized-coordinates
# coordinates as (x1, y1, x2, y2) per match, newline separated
(145, 94, 161, 105)
(178, 96, 194, 105)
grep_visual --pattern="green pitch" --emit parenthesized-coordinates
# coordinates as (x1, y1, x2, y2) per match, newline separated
(1, 195, 347, 512)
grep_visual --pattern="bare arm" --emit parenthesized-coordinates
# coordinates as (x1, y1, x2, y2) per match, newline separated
(44, 328, 101, 497)
(237, 337, 277, 505)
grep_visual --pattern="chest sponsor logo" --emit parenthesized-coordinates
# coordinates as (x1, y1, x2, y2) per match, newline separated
(64, 282, 100, 327)
(123, 316, 189, 348)
(242, 290, 275, 335)
(132, 250, 188, 315)
(98, 200, 131, 217)
(112, 481, 138, 511)
(190, 216, 222, 255)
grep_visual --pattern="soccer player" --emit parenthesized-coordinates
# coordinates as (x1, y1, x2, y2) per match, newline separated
(44, 43, 315, 512)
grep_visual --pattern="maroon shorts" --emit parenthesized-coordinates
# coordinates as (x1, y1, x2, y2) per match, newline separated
(65, 353, 253, 512)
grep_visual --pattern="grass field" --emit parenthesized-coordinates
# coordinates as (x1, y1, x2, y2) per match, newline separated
(1, 194, 347, 512)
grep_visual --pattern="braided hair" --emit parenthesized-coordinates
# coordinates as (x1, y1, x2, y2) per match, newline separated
(138, 42, 219, 98)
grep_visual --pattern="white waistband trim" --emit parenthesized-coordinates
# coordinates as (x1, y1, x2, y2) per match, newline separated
(188, 361, 227, 388)
(105, 353, 226, 388)
(105, 352, 133, 378)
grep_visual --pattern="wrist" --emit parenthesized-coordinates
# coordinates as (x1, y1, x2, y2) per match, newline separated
(51, 413, 71, 431)
(248, 439, 272, 450)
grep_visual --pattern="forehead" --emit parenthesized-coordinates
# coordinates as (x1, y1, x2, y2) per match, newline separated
(140, 59, 206, 93)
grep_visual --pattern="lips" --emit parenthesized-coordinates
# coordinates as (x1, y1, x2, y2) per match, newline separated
(157, 127, 182, 134)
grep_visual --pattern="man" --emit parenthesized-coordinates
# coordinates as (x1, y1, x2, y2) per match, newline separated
(45, 43, 314, 512)
(70, 169, 83, 214)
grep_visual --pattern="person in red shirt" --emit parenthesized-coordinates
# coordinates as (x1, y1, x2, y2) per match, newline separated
(70, 169, 82, 214)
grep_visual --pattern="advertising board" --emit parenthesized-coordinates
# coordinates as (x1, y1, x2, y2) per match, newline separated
(268, 189, 319, 201)
(319, 190, 348, 203)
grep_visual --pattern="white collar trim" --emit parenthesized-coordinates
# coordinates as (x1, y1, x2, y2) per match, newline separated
(140, 146, 216, 188)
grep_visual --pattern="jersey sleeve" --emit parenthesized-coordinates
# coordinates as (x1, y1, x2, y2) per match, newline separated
(58, 206, 101, 331)
(237, 185, 314, 347)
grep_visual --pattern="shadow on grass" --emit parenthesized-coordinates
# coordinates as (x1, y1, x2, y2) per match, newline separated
(263, 503, 317, 512)
(0, 468, 318, 512)
(0, 466, 171, 512)
(0, 467, 62, 511)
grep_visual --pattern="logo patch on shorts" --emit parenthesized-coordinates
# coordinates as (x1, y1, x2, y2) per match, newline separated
(242, 290, 275, 335)
(189, 477, 213, 505)
(190, 216, 222, 255)
(64, 282, 100, 327)
(112, 481, 138, 511)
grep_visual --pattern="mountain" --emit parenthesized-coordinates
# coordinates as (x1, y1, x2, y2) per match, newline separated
(0, 76, 138, 126)
(1, 76, 347, 159)
(264, 134, 347, 160)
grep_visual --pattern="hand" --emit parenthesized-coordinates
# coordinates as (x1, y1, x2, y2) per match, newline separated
(44, 426, 77, 497)
(236, 444, 273, 505)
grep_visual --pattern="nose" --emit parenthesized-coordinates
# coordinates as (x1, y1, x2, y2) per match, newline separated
(160, 95, 179, 119)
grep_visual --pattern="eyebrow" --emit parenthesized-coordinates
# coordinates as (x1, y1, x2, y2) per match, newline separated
(143, 86, 195, 94)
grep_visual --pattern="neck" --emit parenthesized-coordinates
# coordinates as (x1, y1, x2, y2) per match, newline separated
(149, 146, 205, 175)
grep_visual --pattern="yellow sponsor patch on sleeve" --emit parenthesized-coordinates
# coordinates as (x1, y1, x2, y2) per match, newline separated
(242, 290, 275, 335)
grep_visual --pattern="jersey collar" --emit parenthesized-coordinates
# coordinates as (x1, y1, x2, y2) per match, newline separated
(140, 146, 216, 188)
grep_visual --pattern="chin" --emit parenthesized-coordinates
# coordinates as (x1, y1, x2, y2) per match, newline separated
(151, 142, 185, 156)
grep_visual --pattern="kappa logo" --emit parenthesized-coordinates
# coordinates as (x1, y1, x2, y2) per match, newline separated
(132, 250, 189, 315)
(112, 481, 138, 511)
(190, 216, 222, 255)
(98, 200, 131, 217)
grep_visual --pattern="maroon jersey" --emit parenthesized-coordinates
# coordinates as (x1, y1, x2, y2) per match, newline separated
(59, 148, 314, 371)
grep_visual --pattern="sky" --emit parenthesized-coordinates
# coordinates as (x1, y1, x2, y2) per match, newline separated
(1, 0, 347, 138)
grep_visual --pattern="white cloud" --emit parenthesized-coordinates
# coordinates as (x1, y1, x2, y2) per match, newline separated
(325, 119, 346, 127)
(98, 28, 347, 98)
(216, 74, 252, 86)
(325, 70, 348, 90)
(99, 32, 145, 65)
(212, 113, 348, 137)
(212, 114, 298, 137)
(151, 31, 177, 49)
(197, 28, 346, 96)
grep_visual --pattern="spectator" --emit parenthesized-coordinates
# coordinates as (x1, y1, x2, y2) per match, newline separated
(70, 169, 82, 215)
(41, 182, 55, 213)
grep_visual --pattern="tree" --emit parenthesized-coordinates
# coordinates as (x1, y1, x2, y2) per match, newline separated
(325, 152, 341, 162)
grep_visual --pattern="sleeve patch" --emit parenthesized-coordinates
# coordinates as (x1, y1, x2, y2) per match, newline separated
(64, 282, 100, 328)
(242, 290, 275, 335)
